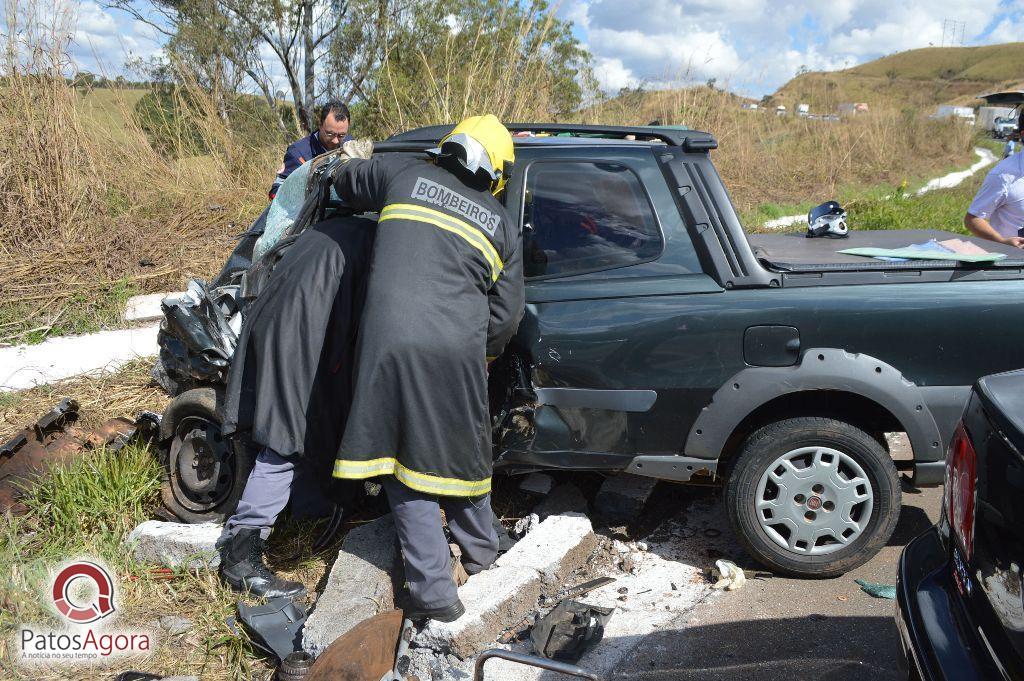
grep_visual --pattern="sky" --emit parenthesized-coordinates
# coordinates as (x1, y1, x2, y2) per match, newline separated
(560, 0, 1024, 96)
(49, 0, 1024, 97)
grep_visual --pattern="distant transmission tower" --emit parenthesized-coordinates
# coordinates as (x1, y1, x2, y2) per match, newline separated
(941, 19, 966, 47)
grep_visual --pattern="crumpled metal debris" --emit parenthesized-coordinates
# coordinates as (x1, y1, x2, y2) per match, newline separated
(530, 600, 615, 662)
(154, 280, 241, 394)
(709, 559, 747, 591)
(0, 398, 160, 514)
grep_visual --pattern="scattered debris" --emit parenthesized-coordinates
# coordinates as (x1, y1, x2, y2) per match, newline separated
(855, 578, 897, 599)
(125, 520, 223, 569)
(594, 474, 659, 525)
(512, 513, 539, 539)
(530, 601, 614, 662)
(421, 514, 598, 660)
(709, 559, 746, 591)
(278, 651, 313, 681)
(0, 399, 159, 513)
(237, 596, 307, 662)
(302, 514, 398, 658)
(157, 615, 192, 636)
(519, 473, 554, 495)
(548, 576, 617, 606)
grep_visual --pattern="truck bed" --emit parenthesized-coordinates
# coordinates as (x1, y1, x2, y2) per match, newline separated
(749, 229, 1024, 273)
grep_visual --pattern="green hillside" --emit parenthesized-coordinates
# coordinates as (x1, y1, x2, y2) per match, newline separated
(847, 43, 1024, 81)
(772, 43, 1024, 112)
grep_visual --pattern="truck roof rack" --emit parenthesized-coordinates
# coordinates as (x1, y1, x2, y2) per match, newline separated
(384, 123, 718, 152)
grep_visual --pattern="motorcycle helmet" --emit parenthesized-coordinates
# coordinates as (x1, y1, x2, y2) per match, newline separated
(806, 201, 848, 238)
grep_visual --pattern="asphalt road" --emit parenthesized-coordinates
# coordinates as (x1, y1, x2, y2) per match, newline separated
(609, 478, 941, 680)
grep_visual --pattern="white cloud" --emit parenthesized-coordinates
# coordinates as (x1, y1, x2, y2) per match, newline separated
(568, 0, 1020, 96)
(988, 15, 1024, 44)
(592, 56, 635, 91)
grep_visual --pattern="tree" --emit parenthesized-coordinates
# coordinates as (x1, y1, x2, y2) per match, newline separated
(104, 0, 392, 132)
(359, 0, 592, 137)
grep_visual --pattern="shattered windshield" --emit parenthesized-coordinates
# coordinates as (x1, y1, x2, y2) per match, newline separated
(255, 161, 313, 262)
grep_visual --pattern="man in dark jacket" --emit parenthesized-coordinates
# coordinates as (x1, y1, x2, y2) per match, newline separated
(217, 214, 376, 598)
(331, 115, 524, 622)
(269, 101, 353, 199)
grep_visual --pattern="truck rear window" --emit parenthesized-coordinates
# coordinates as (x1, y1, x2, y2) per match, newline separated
(523, 161, 663, 278)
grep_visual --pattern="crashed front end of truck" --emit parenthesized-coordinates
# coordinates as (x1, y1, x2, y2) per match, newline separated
(151, 151, 353, 522)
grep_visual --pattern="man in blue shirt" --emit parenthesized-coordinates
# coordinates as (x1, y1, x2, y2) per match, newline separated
(269, 101, 352, 198)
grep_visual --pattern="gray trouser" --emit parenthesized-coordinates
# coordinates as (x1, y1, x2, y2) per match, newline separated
(383, 476, 499, 609)
(223, 447, 332, 540)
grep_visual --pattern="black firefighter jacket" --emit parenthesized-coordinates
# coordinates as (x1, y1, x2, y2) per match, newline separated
(222, 216, 377, 480)
(331, 154, 525, 497)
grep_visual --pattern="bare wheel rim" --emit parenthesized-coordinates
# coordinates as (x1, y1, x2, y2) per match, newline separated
(169, 415, 234, 511)
(754, 446, 874, 556)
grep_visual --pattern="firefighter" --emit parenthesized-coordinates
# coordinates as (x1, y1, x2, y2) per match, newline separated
(331, 114, 524, 622)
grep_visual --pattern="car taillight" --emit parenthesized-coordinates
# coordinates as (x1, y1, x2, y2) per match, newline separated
(946, 423, 977, 560)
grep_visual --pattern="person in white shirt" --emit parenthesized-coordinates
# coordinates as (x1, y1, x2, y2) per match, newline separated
(965, 113, 1024, 248)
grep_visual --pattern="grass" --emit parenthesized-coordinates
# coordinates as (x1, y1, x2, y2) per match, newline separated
(0, 446, 355, 680)
(0, 360, 356, 679)
(0, 411, 340, 679)
(0, 360, 169, 435)
(773, 43, 1024, 111)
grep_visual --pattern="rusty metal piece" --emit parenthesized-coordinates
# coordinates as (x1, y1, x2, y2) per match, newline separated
(306, 610, 404, 681)
(0, 401, 160, 514)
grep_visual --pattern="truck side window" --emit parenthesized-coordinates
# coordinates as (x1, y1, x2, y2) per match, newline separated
(523, 161, 663, 278)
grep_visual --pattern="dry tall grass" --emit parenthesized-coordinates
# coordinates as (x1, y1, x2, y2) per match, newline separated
(0, 0, 271, 343)
(584, 85, 976, 214)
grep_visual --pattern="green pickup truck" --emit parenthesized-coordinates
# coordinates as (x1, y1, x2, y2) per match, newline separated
(157, 123, 1024, 578)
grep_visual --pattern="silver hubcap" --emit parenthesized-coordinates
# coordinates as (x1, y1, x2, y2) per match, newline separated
(755, 446, 874, 555)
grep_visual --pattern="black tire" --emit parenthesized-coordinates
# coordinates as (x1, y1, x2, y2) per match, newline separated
(158, 387, 254, 524)
(724, 417, 901, 578)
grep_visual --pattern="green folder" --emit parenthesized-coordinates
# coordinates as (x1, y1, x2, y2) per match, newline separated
(838, 247, 1007, 263)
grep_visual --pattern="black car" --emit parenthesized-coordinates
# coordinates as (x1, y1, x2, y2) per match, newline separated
(896, 369, 1024, 679)
(155, 123, 1024, 578)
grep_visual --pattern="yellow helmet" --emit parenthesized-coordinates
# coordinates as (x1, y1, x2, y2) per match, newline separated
(428, 114, 515, 194)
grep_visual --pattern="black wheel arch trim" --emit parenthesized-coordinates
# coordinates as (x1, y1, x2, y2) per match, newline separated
(683, 348, 949, 465)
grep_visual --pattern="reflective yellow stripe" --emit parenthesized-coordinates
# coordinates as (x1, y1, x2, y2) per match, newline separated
(380, 203, 503, 282)
(333, 457, 491, 496)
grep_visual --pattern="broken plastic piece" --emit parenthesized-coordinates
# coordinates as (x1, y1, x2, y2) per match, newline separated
(236, 597, 307, 662)
(854, 578, 896, 599)
(531, 600, 614, 662)
(710, 559, 746, 591)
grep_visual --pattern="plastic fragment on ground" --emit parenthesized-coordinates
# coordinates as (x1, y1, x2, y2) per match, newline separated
(854, 578, 896, 599)
(710, 559, 746, 591)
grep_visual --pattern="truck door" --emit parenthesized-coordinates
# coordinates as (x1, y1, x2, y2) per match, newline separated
(492, 146, 724, 471)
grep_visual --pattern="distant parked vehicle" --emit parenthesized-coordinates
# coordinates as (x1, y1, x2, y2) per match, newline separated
(896, 369, 1024, 679)
(931, 105, 977, 125)
(993, 116, 1017, 139)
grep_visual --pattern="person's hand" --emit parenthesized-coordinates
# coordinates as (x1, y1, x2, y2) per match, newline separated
(1001, 236, 1024, 249)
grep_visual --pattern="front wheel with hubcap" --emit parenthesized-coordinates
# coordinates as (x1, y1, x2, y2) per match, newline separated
(725, 417, 901, 578)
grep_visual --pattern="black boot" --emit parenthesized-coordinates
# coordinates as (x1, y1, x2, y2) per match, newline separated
(220, 528, 306, 598)
(405, 599, 466, 623)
